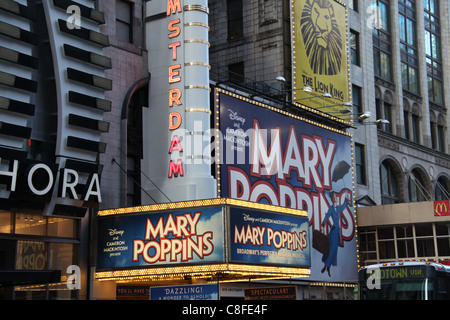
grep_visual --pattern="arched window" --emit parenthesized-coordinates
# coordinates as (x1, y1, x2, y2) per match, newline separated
(380, 160, 400, 204)
(411, 104, 421, 144)
(430, 112, 446, 152)
(408, 169, 430, 202)
(437, 114, 446, 153)
(125, 82, 148, 207)
(435, 176, 450, 200)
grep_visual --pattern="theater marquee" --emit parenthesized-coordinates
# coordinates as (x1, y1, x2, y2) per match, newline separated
(96, 199, 310, 283)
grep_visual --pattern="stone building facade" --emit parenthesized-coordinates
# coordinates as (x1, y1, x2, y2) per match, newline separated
(207, 0, 450, 267)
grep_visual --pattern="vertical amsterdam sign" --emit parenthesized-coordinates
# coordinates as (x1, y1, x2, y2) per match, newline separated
(143, 0, 216, 203)
(167, 0, 184, 179)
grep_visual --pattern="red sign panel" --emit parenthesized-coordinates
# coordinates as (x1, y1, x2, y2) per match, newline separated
(434, 200, 450, 216)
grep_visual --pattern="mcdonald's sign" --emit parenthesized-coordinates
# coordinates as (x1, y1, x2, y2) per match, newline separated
(434, 200, 450, 216)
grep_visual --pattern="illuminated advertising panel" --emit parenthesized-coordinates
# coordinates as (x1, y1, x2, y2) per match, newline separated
(229, 207, 310, 268)
(291, 0, 350, 121)
(215, 89, 357, 282)
(96, 199, 310, 282)
(97, 207, 224, 270)
(150, 284, 219, 300)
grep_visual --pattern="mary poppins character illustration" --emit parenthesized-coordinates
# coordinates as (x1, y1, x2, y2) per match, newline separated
(320, 190, 348, 277)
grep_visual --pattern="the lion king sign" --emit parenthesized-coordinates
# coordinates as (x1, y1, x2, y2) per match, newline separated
(291, 0, 350, 121)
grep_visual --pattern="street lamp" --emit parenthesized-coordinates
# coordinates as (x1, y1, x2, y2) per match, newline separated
(374, 119, 390, 124)
(358, 111, 372, 120)
(290, 92, 332, 102)
(319, 102, 352, 108)
(275, 76, 313, 92)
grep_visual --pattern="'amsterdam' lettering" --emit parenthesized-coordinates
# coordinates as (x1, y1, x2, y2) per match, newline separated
(167, 0, 184, 179)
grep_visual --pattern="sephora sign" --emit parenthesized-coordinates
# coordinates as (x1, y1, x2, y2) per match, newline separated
(0, 158, 101, 203)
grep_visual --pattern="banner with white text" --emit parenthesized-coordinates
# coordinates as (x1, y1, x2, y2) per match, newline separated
(229, 207, 310, 268)
(97, 207, 224, 270)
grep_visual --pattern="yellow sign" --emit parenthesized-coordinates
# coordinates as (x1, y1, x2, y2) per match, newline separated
(291, 0, 350, 121)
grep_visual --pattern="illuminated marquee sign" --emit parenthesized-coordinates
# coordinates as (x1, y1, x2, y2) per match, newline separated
(230, 207, 309, 267)
(96, 199, 310, 282)
(97, 206, 223, 269)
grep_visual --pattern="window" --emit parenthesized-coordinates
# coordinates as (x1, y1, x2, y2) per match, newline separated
(430, 113, 444, 152)
(349, 0, 358, 11)
(416, 224, 435, 257)
(352, 85, 362, 121)
(15, 212, 46, 236)
(377, 227, 395, 260)
(360, 223, 450, 265)
(14, 241, 79, 300)
(408, 169, 429, 202)
(411, 113, 420, 143)
(228, 62, 245, 83)
(355, 144, 366, 185)
(431, 120, 437, 149)
(436, 223, 450, 256)
(126, 85, 147, 207)
(404, 110, 410, 140)
(396, 226, 414, 259)
(350, 30, 360, 66)
(0, 211, 12, 234)
(399, 0, 419, 94)
(227, 0, 243, 40)
(0, 210, 80, 299)
(116, 0, 133, 43)
(359, 229, 377, 263)
(424, 0, 443, 104)
(380, 161, 399, 204)
(372, 0, 392, 81)
(437, 124, 445, 152)
(435, 177, 450, 201)
(383, 102, 392, 133)
(375, 92, 392, 133)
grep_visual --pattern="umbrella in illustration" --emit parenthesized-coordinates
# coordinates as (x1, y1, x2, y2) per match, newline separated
(332, 160, 351, 182)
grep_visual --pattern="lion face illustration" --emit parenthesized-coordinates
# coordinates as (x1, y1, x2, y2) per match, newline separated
(300, 0, 343, 75)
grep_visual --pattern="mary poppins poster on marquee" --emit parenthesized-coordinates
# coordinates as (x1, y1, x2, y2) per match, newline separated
(216, 90, 358, 282)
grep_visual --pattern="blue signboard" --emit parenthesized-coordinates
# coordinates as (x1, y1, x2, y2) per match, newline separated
(229, 207, 310, 268)
(216, 90, 357, 282)
(97, 207, 224, 270)
(150, 284, 219, 300)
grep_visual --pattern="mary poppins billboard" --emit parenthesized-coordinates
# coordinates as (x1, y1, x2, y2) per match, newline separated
(215, 89, 357, 282)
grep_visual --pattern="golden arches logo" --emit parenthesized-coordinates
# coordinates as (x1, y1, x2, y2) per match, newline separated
(434, 200, 449, 216)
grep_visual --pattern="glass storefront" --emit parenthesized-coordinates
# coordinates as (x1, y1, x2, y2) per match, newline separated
(0, 210, 81, 300)
(359, 223, 450, 265)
